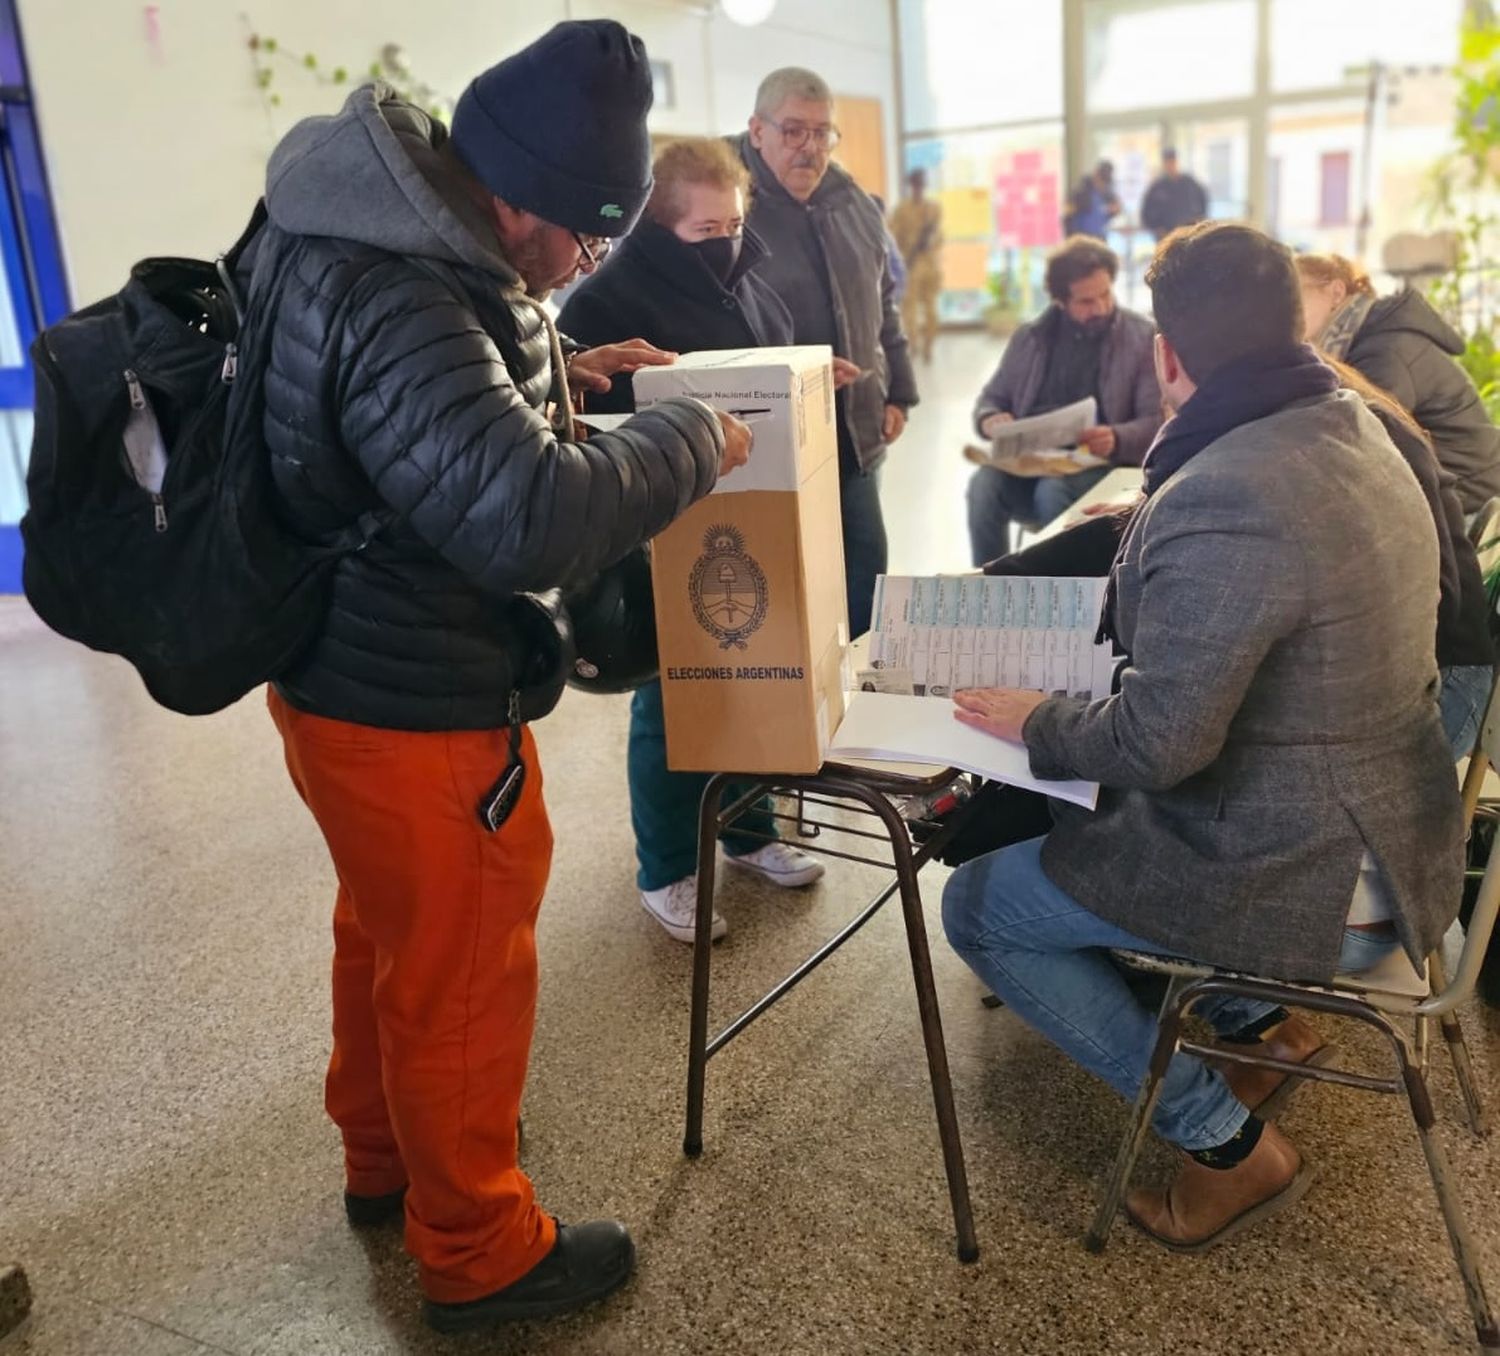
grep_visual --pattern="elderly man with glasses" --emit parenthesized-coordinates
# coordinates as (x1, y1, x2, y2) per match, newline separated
(733, 67, 919, 638)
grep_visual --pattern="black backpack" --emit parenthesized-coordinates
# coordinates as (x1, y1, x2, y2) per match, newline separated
(20, 203, 380, 715)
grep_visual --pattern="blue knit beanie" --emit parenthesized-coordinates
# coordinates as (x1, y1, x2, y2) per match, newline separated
(450, 20, 654, 238)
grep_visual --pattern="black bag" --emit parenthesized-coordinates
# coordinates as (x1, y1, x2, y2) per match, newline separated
(20, 204, 380, 715)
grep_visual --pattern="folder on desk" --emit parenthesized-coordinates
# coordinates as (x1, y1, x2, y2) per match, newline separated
(829, 691, 1099, 809)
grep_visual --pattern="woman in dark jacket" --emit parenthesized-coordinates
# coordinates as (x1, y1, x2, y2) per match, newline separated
(1297, 253, 1500, 516)
(558, 138, 828, 945)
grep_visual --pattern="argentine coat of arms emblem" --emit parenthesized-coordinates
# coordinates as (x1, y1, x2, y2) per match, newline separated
(689, 524, 769, 650)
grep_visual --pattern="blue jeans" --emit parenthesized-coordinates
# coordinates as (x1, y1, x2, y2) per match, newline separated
(628, 680, 776, 892)
(966, 465, 1112, 567)
(842, 468, 887, 640)
(1440, 663, 1493, 758)
(942, 835, 1395, 1151)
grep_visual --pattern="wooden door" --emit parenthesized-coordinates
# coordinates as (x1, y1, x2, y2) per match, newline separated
(833, 95, 887, 201)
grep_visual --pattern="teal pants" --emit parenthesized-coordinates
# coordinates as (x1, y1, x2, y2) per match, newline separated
(629, 680, 778, 892)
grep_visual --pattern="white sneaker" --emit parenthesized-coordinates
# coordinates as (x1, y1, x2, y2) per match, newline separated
(641, 876, 727, 944)
(726, 841, 825, 889)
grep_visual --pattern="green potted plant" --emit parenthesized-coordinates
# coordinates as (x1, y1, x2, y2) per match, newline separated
(1427, 13, 1500, 422)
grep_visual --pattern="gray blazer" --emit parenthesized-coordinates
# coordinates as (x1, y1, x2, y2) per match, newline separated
(972, 308, 1162, 466)
(1023, 390, 1464, 980)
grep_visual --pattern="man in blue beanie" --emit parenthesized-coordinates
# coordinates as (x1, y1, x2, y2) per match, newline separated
(253, 18, 750, 1333)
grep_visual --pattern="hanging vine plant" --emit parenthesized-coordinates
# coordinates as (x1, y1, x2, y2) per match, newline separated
(242, 15, 454, 129)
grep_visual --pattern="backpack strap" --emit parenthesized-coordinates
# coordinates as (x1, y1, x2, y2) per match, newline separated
(215, 200, 270, 326)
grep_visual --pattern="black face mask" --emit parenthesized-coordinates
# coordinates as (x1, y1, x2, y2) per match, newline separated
(690, 234, 743, 284)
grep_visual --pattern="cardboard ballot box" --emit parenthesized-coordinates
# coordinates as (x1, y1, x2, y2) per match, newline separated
(634, 346, 848, 774)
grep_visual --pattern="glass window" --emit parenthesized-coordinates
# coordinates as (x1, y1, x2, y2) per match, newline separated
(1084, 1, 1256, 114)
(903, 125, 1066, 326)
(898, 0, 1063, 132)
(1265, 96, 1365, 253)
(1270, 0, 1463, 93)
(1319, 151, 1352, 226)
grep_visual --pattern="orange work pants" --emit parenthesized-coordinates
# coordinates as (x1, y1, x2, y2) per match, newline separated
(268, 689, 556, 1302)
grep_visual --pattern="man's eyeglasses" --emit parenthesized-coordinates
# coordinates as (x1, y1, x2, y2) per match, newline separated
(573, 233, 613, 269)
(764, 117, 841, 150)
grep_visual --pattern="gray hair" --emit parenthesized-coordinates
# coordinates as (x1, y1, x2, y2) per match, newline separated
(754, 67, 833, 118)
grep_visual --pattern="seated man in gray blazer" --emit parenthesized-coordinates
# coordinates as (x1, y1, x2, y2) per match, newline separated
(942, 223, 1463, 1251)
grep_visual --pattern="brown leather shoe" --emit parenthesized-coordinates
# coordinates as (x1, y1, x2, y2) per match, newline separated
(1124, 1122, 1315, 1253)
(1215, 1014, 1337, 1120)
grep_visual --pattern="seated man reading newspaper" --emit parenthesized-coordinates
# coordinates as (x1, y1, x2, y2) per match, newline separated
(940, 222, 1463, 1251)
(966, 235, 1161, 565)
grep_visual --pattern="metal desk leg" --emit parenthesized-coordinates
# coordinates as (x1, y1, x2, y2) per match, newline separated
(858, 786, 980, 1263)
(684, 772, 732, 1157)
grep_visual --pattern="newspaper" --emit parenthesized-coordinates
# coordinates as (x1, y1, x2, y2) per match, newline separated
(980, 396, 1107, 476)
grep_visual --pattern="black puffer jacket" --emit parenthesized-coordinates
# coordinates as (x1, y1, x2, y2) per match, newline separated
(250, 86, 722, 731)
(556, 219, 793, 412)
(1348, 291, 1500, 514)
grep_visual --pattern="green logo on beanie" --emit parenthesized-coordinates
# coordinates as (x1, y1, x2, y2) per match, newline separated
(599, 203, 624, 219)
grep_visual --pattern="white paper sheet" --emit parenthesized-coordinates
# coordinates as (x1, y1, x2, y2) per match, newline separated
(983, 396, 1105, 474)
(829, 692, 1099, 809)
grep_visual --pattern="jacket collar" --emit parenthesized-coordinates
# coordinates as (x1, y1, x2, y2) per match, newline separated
(621, 218, 772, 305)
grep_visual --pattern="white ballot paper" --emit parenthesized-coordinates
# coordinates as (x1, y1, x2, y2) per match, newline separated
(829, 692, 1099, 809)
(828, 575, 1116, 810)
(865, 575, 1116, 699)
(983, 396, 1108, 477)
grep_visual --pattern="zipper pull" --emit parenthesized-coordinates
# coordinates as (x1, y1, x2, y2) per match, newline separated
(152, 494, 167, 533)
(221, 343, 238, 384)
(124, 369, 146, 410)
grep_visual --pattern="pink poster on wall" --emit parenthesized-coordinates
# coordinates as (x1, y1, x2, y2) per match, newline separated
(994, 150, 1061, 249)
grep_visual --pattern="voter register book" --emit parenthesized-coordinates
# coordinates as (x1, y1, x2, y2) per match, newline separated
(828, 575, 1113, 809)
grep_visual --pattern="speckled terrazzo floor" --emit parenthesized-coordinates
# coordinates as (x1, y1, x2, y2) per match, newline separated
(3, 335, 1498, 1356)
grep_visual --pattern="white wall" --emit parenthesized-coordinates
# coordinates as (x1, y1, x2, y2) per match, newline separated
(16, 0, 896, 308)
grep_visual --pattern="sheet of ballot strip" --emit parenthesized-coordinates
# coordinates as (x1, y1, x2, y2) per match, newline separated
(866, 575, 1116, 701)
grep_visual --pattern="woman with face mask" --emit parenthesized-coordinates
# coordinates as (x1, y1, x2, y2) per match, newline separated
(560, 137, 793, 413)
(557, 138, 827, 944)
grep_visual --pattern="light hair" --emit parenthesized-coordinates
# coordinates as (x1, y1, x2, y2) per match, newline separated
(1294, 252, 1375, 297)
(754, 67, 832, 119)
(644, 138, 749, 228)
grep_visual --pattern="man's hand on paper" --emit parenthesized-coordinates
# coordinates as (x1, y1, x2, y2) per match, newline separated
(953, 687, 1047, 743)
(1078, 425, 1117, 458)
(716, 410, 753, 477)
(980, 412, 1014, 439)
(1080, 492, 1144, 518)
(884, 404, 908, 443)
(567, 339, 677, 394)
(831, 357, 865, 390)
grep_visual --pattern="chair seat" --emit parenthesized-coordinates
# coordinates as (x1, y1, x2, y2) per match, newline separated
(1108, 945, 1431, 1005)
(1330, 946, 1431, 1000)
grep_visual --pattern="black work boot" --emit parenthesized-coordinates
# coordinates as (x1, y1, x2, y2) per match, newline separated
(422, 1220, 635, 1332)
(343, 1186, 406, 1228)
